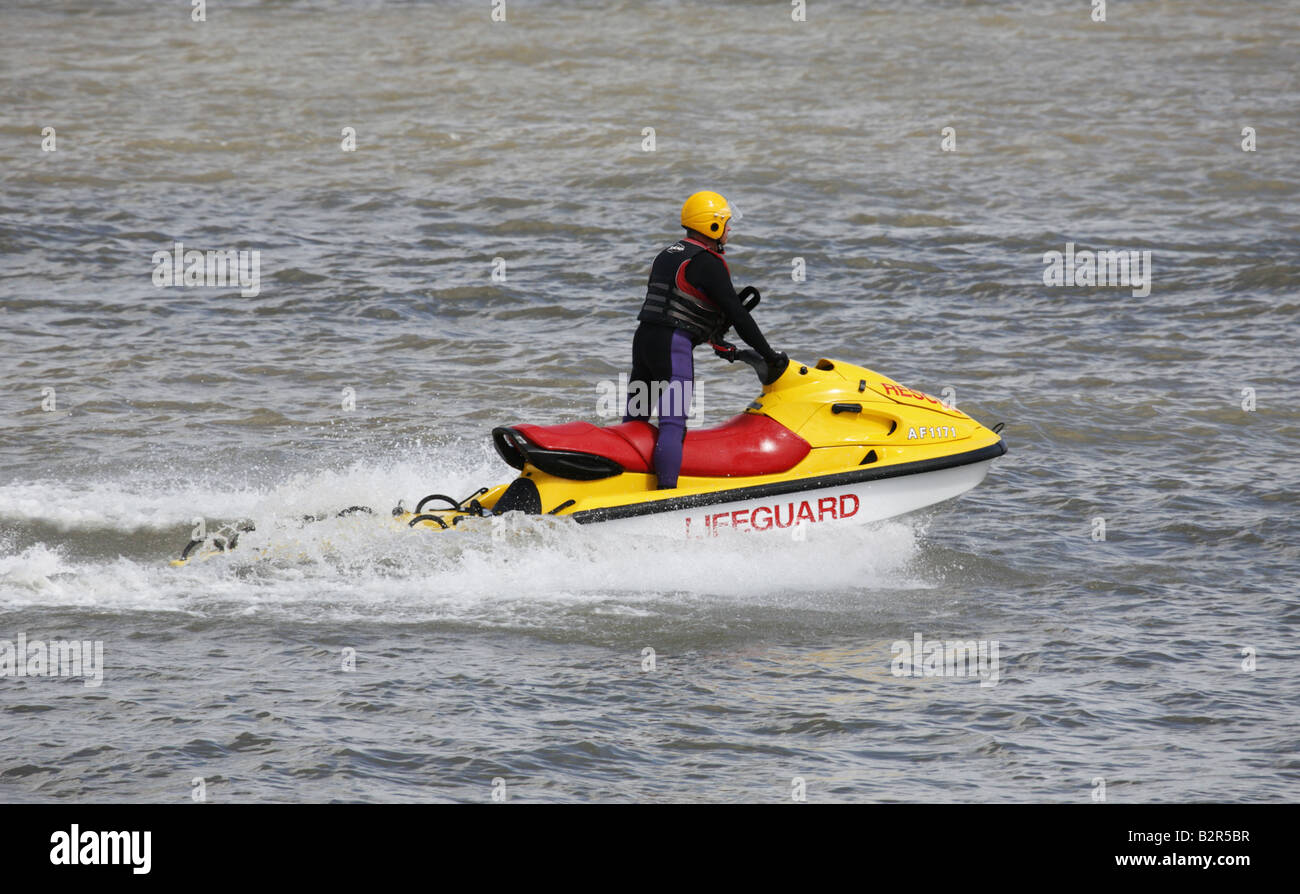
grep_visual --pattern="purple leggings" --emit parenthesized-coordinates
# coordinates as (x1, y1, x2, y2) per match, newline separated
(623, 324, 694, 488)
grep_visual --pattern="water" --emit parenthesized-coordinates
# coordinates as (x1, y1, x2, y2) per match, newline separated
(1, 0, 1297, 802)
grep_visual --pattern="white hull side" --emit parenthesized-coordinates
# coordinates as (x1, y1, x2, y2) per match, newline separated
(592, 459, 995, 537)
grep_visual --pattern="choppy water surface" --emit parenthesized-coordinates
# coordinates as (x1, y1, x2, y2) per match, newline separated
(1, 0, 1298, 802)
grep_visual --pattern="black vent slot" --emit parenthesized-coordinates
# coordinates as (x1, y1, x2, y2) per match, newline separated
(494, 477, 542, 515)
(859, 449, 879, 465)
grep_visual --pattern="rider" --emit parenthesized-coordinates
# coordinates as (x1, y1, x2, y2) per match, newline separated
(624, 190, 789, 489)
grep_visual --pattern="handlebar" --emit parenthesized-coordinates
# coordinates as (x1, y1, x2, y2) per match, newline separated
(735, 349, 790, 386)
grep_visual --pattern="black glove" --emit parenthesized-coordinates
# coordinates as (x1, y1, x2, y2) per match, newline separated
(711, 340, 738, 362)
(760, 351, 789, 386)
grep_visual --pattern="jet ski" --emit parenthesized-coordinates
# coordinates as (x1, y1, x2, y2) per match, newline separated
(401, 350, 1005, 534)
(171, 351, 1005, 564)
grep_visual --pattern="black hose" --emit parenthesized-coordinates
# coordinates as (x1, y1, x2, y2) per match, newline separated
(415, 494, 461, 513)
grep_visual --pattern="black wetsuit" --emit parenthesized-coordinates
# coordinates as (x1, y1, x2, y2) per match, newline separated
(624, 236, 781, 488)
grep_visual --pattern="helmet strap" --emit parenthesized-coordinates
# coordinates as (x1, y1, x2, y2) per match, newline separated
(685, 227, 725, 253)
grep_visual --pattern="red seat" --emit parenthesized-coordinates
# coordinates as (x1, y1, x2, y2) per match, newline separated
(509, 414, 810, 478)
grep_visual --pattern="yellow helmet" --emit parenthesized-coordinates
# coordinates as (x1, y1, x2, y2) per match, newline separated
(681, 190, 734, 239)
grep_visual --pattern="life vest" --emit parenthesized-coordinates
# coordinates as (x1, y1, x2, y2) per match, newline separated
(636, 237, 728, 342)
